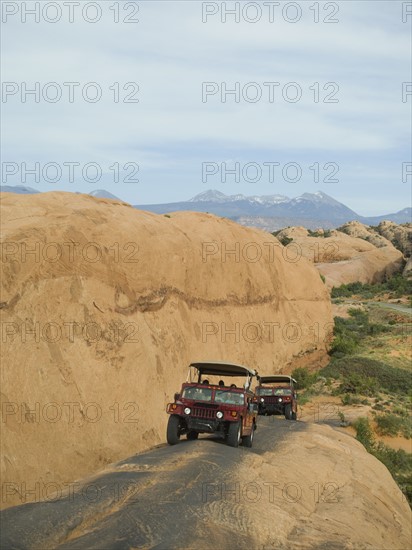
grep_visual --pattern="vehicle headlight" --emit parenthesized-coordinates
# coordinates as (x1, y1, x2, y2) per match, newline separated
(278, 398, 282, 402)
(216, 411, 223, 419)
(184, 407, 191, 415)
(260, 398, 264, 403)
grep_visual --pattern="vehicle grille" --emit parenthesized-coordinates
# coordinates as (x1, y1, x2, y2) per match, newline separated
(193, 407, 217, 419)
(263, 396, 279, 404)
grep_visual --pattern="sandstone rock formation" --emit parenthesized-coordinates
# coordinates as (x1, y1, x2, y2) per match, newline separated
(240, 422, 412, 549)
(276, 224, 404, 288)
(403, 257, 412, 278)
(376, 220, 412, 257)
(0, 192, 332, 508)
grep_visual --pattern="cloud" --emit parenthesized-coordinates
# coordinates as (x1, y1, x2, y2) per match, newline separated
(2, 1, 411, 210)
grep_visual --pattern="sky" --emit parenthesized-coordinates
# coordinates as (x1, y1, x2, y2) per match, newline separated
(1, 0, 411, 215)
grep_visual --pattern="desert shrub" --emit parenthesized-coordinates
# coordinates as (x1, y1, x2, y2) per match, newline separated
(353, 417, 374, 450)
(353, 418, 412, 504)
(341, 394, 365, 405)
(375, 414, 412, 439)
(330, 334, 358, 355)
(321, 357, 412, 395)
(372, 443, 412, 505)
(291, 367, 317, 390)
(393, 405, 410, 418)
(331, 281, 377, 298)
(375, 414, 404, 437)
(307, 229, 332, 238)
(279, 236, 293, 246)
(339, 372, 379, 397)
(329, 309, 375, 355)
(331, 276, 412, 299)
(385, 274, 412, 297)
(368, 322, 389, 335)
(402, 423, 411, 439)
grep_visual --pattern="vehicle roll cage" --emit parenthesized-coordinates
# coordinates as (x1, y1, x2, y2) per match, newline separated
(186, 361, 257, 390)
(257, 375, 297, 385)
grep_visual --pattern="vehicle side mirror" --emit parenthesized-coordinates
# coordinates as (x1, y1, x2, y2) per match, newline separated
(174, 393, 181, 401)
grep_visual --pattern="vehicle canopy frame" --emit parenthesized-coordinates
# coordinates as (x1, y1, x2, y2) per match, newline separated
(258, 375, 297, 385)
(187, 361, 257, 390)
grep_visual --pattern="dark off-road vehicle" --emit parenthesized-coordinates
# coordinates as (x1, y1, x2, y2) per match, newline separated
(257, 375, 298, 420)
(166, 361, 258, 447)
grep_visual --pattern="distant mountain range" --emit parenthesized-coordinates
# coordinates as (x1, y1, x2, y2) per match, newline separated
(1, 186, 410, 229)
(135, 189, 411, 229)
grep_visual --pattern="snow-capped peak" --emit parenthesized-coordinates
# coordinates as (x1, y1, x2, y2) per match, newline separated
(189, 189, 290, 205)
(188, 190, 228, 203)
(89, 189, 121, 200)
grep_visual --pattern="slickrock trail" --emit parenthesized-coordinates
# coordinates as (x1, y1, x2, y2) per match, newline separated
(1, 192, 331, 508)
(1, 418, 410, 550)
(1, 192, 410, 549)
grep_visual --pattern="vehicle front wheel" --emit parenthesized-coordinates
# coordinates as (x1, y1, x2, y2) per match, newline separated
(167, 414, 181, 445)
(227, 421, 241, 448)
(187, 431, 199, 440)
(284, 404, 292, 420)
(242, 423, 255, 448)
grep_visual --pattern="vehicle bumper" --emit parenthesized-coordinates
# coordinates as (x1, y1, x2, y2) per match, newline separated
(259, 403, 284, 415)
(186, 418, 222, 433)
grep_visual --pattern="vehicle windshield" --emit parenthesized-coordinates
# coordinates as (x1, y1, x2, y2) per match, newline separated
(256, 387, 273, 396)
(273, 388, 292, 396)
(215, 390, 245, 405)
(182, 386, 212, 402)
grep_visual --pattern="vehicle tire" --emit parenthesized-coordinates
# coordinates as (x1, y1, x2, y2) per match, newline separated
(242, 423, 255, 448)
(284, 404, 292, 420)
(187, 430, 199, 440)
(167, 415, 181, 445)
(227, 421, 241, 448)
(291, 411, 297, 421)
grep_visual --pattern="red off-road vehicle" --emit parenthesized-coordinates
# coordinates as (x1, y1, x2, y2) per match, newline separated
(166, 361, 258, 448)
(256, 375, 298, 420)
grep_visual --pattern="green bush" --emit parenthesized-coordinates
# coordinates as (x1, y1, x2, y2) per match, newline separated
(341, 394, 366, 406)
(352, 418, 412, 505)
(373, 442, 412, 473)
(352, 417, 374, 450)
(279, 236, 293, 246)
(385, 274, 412, 297)
(375, 414, 404, 437)
(331, 276, 412, 299)
(307, 229, 332, 238)
(393, 406, 410, 418)
(321, 357, 412, 395)
(330, 334, 358, 355)
(291, 367, 317, 390)
(329, 309, 376, 355)
(375, 414, 412, 439)
(339, 372, 379, 397)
